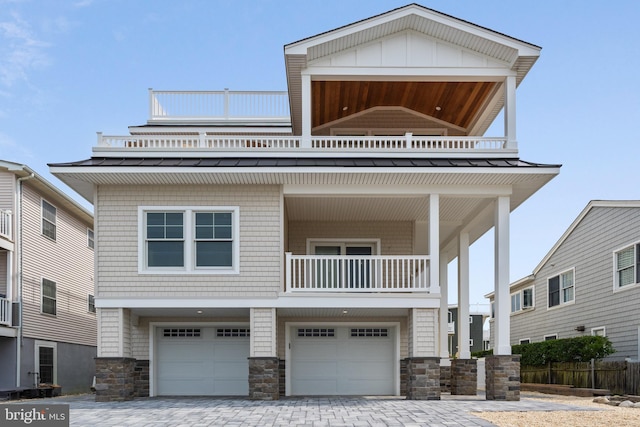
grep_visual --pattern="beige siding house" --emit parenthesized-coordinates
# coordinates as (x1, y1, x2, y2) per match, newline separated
(0, 160, 95, 396)
(50, 4, 560, 401)
(487, 201, 640, 361)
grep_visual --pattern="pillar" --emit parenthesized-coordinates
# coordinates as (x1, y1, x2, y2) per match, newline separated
(494, 196, 511, 355)
(485, 354, 520, 401)
(451, 358, 477, 395)
(249, 308, 279, 400)
(94, 357, 136, 402)
(406, 308, 440, 400)
(457, 232, 470, 359)
(504, 75, 517, 149)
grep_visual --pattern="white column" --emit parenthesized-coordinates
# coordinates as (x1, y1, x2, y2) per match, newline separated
(457, 232, 471, 359)
(301, 74, 312, 148)
(429, 194, 440, 294)
(494, 196, 511, 355)
(504, 75, 517, 149)
(439, 251, 450, 365)
(250, 308, 277, 357)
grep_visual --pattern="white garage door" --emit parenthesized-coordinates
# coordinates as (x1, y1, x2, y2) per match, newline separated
(156, 327, 249, 396)
(290, 326, 395, 395)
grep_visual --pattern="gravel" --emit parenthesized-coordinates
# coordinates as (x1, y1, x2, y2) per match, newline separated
(475, 392, 640, 427)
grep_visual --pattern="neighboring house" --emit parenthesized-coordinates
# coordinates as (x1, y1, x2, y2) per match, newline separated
(486, 200, 640, 361)
(0, 160, 95, 395)
(447, 305, 490, 356)
(50, 4, 560, 401)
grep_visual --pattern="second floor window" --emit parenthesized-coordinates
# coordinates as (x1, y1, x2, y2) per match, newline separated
(87, 229, 95, 249)
(511, 288, 534, 313)
(42, 200, 57, 240)
(88, 294, 96, 313)
(615, 243, 639, 288)
(548, 269, 574, 308)
(141, 207, 238, 274)
(42, 278, 57, 315)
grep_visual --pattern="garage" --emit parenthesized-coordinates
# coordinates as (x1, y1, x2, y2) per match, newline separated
(155, 326, 249, 396)
(289, 325, 396, 395)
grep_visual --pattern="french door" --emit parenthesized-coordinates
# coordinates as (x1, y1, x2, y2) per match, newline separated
(311, 242, 376, 289)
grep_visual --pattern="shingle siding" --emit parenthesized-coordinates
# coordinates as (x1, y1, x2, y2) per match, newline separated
(0, 172, 15, 210)
(251, 308, 276, 357)
(510, 206, 640, 361)
(96, 184, 282, 298)
(19, 183, 96, 347)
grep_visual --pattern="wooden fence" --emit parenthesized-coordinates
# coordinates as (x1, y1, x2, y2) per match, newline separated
(521, 361, 640, 395)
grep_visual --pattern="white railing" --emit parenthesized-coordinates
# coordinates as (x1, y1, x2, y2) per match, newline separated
(97, 134, 507, 153)
(149, 89, 290, 122)
(448, 321, 455, 334)
(0, 209, 12, 241)
(285, 253, 430, 292)
(0, 297, 10, 326)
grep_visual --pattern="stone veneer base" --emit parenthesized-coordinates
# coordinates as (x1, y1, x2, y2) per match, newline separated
(485, 354, 520, 401)
(248, 357, 279, 400)
(451, 358, 477, 395)
(405, 357, 441, 400)
(94, 357, 136, 402)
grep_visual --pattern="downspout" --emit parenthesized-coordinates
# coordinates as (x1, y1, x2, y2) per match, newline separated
(16, 172, 34, 387)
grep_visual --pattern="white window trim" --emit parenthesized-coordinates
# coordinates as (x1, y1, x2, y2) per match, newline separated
(306, 238, 381, 255)
(469, 338, 474, 347)
(544, 333, 558, 341)
(34, 340, 57, 386)
(87, 228, 94, 250)
(591, 327, 606, 337)
(547, 268, 575, 310)
(41, 277, 56, 316)
(88, 294, 96, 314)
(138, 206, 240, 275)
(519, 338, 531, 345)
(613, 241, 640, 293)
(511, 287, 535, 314)
(41, 198, 57, 241)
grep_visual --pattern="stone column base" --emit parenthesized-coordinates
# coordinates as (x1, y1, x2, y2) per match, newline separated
(94, 357, 136, 402)
(485, 355, 520, 401)
(451, 359, 477, 395)
(440, 364, 451, 393)
(248, 357, 279, 400)
(405, 357, 441, 400)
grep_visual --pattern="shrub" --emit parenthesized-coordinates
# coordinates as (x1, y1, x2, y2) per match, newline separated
(512, 336, 615, 366)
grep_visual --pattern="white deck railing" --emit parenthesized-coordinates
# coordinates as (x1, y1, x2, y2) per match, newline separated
(149, 89, 290, 122)
(0, 297, 10, 326)
(285, 253, 430, 292)
(448, 322, 455, 334)
(97, 134, 508, 154)
(0, 209, 12, 241)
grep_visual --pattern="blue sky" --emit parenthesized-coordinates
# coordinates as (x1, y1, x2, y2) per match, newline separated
(1, 0, 639, 306)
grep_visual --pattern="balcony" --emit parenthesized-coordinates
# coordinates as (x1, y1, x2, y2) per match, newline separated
(0, 297, 10, 326)
(0, 209, 12, 242)
(448, 321, 455, 334)
(285, 253, 431, 293)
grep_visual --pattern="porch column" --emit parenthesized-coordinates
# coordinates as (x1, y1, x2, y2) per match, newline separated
(438, 251, 449, 362)
(457, 232, 470, 359)
(406, 308, 440, 400)
(504, 75, 517, 149)
(249, 308, 279, 400)
(429, 194, 440, 294)
(486, 196, 519, 401)
(300, 73, 312, 148)
(493, 196, 511, 355)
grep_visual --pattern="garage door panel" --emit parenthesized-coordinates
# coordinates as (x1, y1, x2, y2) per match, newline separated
(156, 327, 249, 396)
(290, 326, 395, 396)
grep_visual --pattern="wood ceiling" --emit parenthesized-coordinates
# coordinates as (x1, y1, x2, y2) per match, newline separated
(312, 81, 497, 131)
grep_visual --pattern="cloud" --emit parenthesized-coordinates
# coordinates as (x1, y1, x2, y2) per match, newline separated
(0, 11, 50, 87)
(74, 0, 93, 7)
(0, 131, 34, 159)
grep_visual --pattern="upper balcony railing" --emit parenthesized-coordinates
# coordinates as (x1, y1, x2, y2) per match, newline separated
(0, 209, 12, 242)
(149, 89, 290, 123)
(0, 297, 10, 326)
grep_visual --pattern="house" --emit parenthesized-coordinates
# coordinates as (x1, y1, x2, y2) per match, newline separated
(0, 160, 95, 396)
(49, 4, 560, 401)
(486, 200, 640, 361)
(447, 304, 490, 357)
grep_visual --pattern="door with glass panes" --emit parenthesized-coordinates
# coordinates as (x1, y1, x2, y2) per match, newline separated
(310, 242, 376, 289)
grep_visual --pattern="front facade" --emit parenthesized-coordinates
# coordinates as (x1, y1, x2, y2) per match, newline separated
(487, 201, 640, 361)
(50, 4, 559, 401)
(0, 160, 96, 395)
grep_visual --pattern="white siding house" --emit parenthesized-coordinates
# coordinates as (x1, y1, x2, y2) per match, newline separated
(50, 4, 560, 401)
(487, 201, 640, 361)
(0, 160, 95, 396)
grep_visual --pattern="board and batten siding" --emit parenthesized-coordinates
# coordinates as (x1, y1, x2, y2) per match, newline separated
(19, 184, 96, 347)
(0, 172, 16, 210)
(96, 184, 282, 298)
(510, 206, 640, 361)
(287, 221, 413, 255)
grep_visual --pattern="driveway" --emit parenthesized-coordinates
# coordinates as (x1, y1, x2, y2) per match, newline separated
(1, 393, 602, 426)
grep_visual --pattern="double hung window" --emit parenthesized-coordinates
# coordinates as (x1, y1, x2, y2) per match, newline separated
(140, 207, 238, 274)
(511, 288, 534, 313)
(42, 278, 56, 315)
(615, 243, 640, 289)
(548, 269, 574, 308)
(42, 200, 57, 240)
